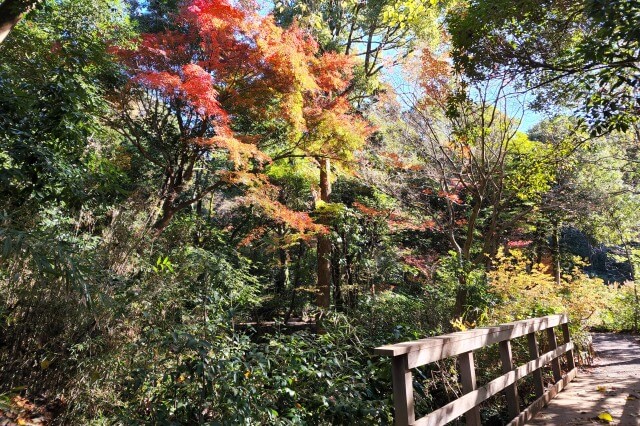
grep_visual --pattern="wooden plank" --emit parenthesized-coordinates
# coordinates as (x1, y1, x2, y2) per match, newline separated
(375, 314, 567, 358)
(391, 354, 415, 426)
(506, 367, 577, 426)
(527, 332, 544, 398)
(406, 315, 567, 368)
(413, 343, 573, 426)
(499, 340, 520, 419)
(546, 327, 562, 382)
(561, 323, 576, 371)
(458, 351, 481, 426)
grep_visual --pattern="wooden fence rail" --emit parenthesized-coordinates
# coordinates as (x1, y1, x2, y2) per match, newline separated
(374, 314, 577, 426)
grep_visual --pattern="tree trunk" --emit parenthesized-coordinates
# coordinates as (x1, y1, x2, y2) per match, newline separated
(331, 245, 342, 309)
(634, 283, 639, 334)
(284, 242, 305, 323)
(276, 246, 289, 294)
(316, 158, 332, 329)
(453, 284, 467, 320)
(462, 196, 483, 260)
(345, 242, 356, 309)
(621, 240, 638, 333)
(0, 0, 40, 45)
(153, 202, 177, 233)
(552, 220, 561, 286)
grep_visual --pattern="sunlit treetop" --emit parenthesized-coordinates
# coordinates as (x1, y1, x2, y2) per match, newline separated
(113, 0, 369, 233)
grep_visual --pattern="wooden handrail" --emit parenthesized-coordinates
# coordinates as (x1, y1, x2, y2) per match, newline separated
(374, 314, 577, 426)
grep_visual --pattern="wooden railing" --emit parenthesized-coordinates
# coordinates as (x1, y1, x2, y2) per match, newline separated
(374, 314, 577, 426)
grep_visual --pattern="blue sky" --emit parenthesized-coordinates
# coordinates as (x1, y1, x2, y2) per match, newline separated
(384, 64, 546, 134)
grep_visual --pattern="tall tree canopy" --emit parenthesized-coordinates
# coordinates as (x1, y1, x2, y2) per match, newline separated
(448, 0, 640, 133)
(113, 0, 366, 233)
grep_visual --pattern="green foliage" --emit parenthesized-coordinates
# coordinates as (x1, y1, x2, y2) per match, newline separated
(597, 282, 640, 332)
(448, 0, 640, 133)
(435, 251, 492, 322)
(71, 250, 396, 424)
(0, 0, 132, 212)
(504, 132, 555, 203)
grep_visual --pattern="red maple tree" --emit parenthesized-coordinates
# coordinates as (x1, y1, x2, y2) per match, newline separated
(112, 0, 364, 236)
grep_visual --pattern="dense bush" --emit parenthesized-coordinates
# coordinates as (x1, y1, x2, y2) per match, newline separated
(596, 282, 640, 332)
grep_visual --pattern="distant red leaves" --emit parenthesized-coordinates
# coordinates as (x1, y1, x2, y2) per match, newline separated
(135, 64, 226, 120)
(506, 240, 533, 248)
(380, 152, 406, 169)
(378, 152, 422, 170)
(239, 226, 267, 247)
(401, 254, 432, 276)
(353, 202, 388, 218)
(419, 47, 451, 106)
(437, 190, 463, 204)
(423, 219, 437, 230)
(312, 52, 355, 93)
(387, 212, 426, 232)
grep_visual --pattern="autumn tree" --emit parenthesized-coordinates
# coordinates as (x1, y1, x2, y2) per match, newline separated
(268, 81, 370, 317)
(384, 51, 557, 318)
(113, 0, 359, 239)
(272, 0, 445, 315)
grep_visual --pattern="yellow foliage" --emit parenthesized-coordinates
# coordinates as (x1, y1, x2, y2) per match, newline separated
(487, 248, 607, 325)
(451, 317, 475, 331)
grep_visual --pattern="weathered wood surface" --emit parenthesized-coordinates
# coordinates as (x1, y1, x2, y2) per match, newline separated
(376, 314, 567, 369)
(375, 314, 576, 426)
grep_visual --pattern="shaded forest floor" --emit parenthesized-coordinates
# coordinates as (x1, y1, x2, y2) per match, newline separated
(0, 395, 63, 426)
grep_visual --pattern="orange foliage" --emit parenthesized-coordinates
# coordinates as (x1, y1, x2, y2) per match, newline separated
(242, 187, 326, 236)
(423, 219, 437, 230)
(115, 0, 365, 233)
(195, 136, 271, 169)
(353, 202, 388, 218)
(438, 190, 463, 204)
(419, 47, 452, 106)
(387, 212, 429, 232)
(378, 151, 422, 171)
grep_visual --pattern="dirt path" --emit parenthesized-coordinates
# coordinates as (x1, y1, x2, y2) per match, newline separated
(528, 333, 640, 425)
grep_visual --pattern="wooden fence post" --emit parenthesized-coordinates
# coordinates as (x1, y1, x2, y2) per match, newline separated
(561, 323, 576, 370)
(527, 332, 544, 397)
(391, 354, 415, 426)
(546, 327, 562, 382)
(499, 340, 520, 419)
(458, 351, 481, 426)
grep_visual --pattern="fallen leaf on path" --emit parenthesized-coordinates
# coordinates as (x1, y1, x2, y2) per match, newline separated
(597, 412, 613, 423)
(597, 386, 607, 393)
